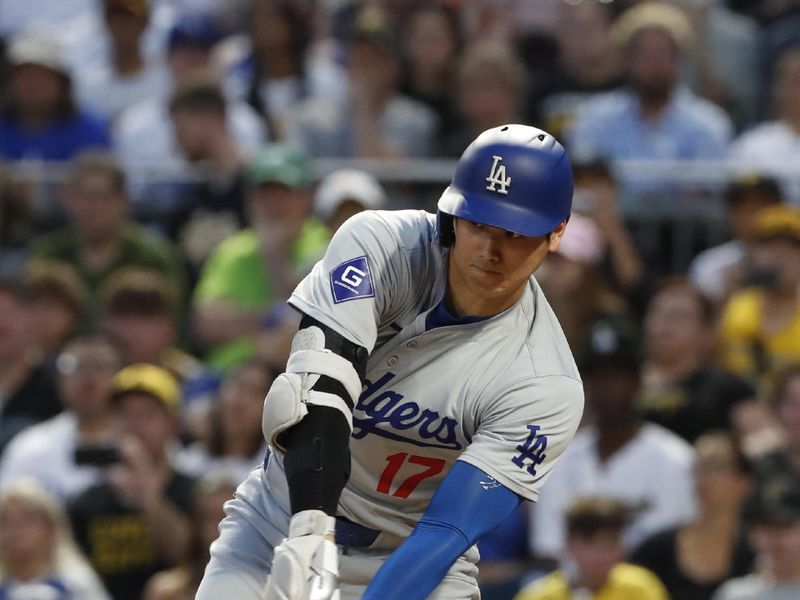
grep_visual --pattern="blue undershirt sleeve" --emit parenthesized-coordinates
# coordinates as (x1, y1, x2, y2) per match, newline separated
(362, 460, 522, 600)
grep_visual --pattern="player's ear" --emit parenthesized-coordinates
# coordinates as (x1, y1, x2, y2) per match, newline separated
(547, 220, 568, 252)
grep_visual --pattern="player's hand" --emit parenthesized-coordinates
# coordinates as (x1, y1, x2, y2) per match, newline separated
(265, 510, 340, 600)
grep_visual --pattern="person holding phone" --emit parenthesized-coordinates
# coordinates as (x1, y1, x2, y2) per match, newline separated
(67, 363, 197, 600)
(718, 205, 800, 384)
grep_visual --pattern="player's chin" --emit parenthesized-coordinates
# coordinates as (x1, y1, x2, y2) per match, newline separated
(469, 269, 510, 293)
(470, 265, 505, 280)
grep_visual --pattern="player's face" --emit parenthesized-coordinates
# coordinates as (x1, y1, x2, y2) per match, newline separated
(447, 218, 566, 316)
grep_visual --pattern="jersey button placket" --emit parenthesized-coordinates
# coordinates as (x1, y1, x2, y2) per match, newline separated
(406, 340, 417, 349)
(387, 355, 399, 367)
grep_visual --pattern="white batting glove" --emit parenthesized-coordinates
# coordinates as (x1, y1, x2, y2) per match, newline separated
(265, 510, 340, 600)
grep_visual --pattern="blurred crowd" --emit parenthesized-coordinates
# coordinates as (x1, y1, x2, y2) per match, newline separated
(1, 0, 800, 599)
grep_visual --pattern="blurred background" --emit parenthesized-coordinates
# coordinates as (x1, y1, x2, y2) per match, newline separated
(1, 0, 800, 599)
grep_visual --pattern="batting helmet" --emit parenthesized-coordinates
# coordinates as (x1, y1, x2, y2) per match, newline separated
(437, 124, 573, 244)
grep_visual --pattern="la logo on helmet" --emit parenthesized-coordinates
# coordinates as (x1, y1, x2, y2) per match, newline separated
(485, 155, 511, 195)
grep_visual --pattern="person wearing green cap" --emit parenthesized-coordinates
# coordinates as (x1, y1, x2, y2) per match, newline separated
(67, 363, 197, 600)
(192, 144, 329, 372)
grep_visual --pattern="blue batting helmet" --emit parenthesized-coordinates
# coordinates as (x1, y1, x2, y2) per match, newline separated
(437, 124, 573, 241)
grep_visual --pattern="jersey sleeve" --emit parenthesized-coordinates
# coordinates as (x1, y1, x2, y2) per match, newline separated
(289, 211, 411, 352)
(459, 374, 584, 503)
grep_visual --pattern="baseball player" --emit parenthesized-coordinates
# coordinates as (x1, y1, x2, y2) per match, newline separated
(196, 124, 584, 599)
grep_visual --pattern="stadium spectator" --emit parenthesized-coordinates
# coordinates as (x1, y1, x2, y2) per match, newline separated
(68, 363, 196, 600)
(29, 152, 187, 315)
(163, 16, 222, 81)
(751, 363, 800, 480)
(689, 175, 783, 306)
(718, 205, 800, 383)
(313, 168, 388, 234)
(112, 16, 266, 228)
(0, 32, 109, 161)
(631, 431, 755, 600)
(713, 474, 800, 600)
(24, 261, 87, 359)
(192, 144, 328, 371)
(285, 5, 437, 158)
(0, 480, 109, 600)
(530, 317, 696, 562)
(143, 474, 237, 600)
(727, 1, 799, 93)
(619, 0, 761, 125)
(443, 40, 528, 157)
(75, 0, 170, 121)
(685, 1, 760, 126)
(99, 267, 219, 436)
(0, 334, 121, 501)
(567, 3, 732, 162)
(516, 497, 669, 600)
(218, 0, 313, 139)
(164, 76, 249, 247)
(536, 0, 623, 139)
(176, 359, 272, 484)
(0, 279, 62, 453)
(729, 46, 800, 203)
(99, 268, 201, 378)
(399, 3, 462, 148)
(638, 278, 755, 443)
(537, 212, 629, 354)
(569, 159, 646, 299)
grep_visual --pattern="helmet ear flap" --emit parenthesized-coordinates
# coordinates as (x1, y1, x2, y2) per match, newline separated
(437, 212, 455, 247)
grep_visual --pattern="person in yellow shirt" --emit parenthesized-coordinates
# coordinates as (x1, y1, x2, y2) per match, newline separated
(718, 205, 800, 384)
(514, 497, 669, 600)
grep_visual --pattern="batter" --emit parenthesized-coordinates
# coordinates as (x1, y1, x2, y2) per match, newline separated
(197, 124, 584, 600)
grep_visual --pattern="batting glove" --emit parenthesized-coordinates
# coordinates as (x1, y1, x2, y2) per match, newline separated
(265, 510, 340, 600)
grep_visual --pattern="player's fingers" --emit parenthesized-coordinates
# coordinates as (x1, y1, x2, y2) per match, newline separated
(309, 538, 339, 600)
(264, 535, 340, 600)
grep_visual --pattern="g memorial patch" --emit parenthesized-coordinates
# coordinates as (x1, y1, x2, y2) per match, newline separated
(330, 256, 375, 303)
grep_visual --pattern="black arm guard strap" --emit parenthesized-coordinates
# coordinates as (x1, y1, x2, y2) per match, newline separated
(282, 314, 368, 515)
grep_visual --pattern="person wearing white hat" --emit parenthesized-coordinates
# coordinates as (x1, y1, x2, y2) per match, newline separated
(0, 32, 109, 161)
(314, 168, 388, 233)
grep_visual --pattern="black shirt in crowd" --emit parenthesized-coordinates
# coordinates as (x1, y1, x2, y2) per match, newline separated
(630, 526, 755, 600)
(68, 471, 196, 600)
(638, 365, 755, 443)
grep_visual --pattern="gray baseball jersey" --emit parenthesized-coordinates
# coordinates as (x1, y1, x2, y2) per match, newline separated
(289, 209, 584, 551)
